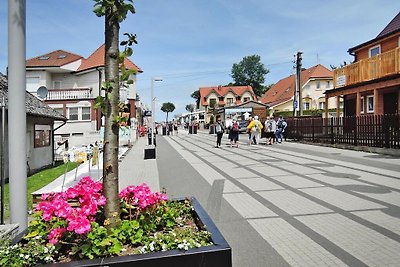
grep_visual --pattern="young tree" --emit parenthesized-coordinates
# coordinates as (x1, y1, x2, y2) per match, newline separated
(161, 102, 176, 122)
(231, 55, 269, 97)
(93, 0, 135, 229)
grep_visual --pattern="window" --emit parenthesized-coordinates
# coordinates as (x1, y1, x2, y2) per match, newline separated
(367, 95, 374, 113)
(226, 98, 234, 105)
(34, 124, 51, 148)
(69, 107, 78, 121)
(360, 97, 364, 114)
(54, 108, 64, 116)
(53, 81, 62, 89)
(209, 98, 217, 108)
(316, 81, 321, 90)
(243, 97, 250, 102)
(26, 77, 40, 93)
(304, 102, 310, 110)
(319, 102, 325, 109)
(369, 45, 381, 57)
(82, 107, 91, 120)
(326, 81, 331, 88)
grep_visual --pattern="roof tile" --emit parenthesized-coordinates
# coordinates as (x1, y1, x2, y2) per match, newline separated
(77, 44, 142, 73)
(260, 64, 332, 106)
(26, 50, 83, 68)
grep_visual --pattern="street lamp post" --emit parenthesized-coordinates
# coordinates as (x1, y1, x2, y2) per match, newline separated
(150, 77, 162, 146)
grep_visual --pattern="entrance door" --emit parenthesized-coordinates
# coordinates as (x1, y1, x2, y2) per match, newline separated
(384, 92, 398, 114)
(344, 98, 356, 117)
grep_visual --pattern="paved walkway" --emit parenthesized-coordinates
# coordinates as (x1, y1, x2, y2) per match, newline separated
(34, 130, 400, 266)
(156, 131, 400, 267)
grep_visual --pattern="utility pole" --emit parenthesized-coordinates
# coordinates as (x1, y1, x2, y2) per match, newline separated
(293, 55, 298, 117)
(296, 51, 303, 116)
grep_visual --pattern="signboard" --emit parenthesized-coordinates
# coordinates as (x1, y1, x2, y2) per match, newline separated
(225, 108, 253, 114)
(336, 75, 346, 87)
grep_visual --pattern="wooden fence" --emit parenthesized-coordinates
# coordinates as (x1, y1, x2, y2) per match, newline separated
(286, 114, 400, 149)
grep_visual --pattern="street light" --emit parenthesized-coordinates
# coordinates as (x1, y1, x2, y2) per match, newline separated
(151, 77, 163, 146)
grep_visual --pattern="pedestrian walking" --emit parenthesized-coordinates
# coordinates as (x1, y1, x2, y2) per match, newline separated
(246, 116, 253, 145)
(247, 115, 263, 145)
(215, 118, 225, 148)
(264, 116, 276, 145)
(275, 116, 287, 143)
(229, 119, 240, 147)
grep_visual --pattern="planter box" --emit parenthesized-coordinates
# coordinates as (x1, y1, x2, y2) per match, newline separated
(144, 146, 156, 159)
(13, 197, 232, 267)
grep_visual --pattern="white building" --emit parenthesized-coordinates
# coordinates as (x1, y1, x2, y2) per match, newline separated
(25, 44, 142, 146)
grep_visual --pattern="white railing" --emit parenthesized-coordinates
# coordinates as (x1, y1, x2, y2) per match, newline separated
(46, 88, 92, 100)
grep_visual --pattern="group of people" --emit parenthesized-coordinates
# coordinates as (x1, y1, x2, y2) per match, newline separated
(263, 116, 288, 145)
(214, 115, 287, 148)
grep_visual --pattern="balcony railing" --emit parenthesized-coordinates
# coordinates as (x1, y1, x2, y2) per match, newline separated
(333, 47, 400, 88)
(46, 88, 92, 100)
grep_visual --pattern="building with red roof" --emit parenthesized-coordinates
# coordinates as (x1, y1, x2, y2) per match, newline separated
(260, 64, 336, 115)
(25, 44, 142, 146)
(326, 11, 400, 117)
(199, 85, 256, 123)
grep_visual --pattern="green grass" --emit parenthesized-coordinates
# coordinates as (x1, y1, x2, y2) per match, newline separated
(1, 161, 78, 220)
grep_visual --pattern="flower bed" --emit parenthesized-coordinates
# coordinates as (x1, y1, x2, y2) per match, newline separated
(0, 177, 231, 266)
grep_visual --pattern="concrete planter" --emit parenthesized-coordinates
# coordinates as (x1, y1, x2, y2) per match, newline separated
(0, 224, 19, 242)
(14, 198, 232, 267)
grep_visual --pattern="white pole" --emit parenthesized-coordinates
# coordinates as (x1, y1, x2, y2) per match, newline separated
(8, 0, 28, 231)
(151, 78, 154, 146)
(150, 77, 162, 146)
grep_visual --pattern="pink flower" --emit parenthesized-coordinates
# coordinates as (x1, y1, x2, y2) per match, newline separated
(67, 213, 91, 234)
(48, 227, 66, 244)
(119, 183, 168, 210)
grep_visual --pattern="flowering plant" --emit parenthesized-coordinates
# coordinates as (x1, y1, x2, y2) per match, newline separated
(0, 177, 212, 266)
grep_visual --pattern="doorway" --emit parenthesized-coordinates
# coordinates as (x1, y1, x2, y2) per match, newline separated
(383, 92, 398, 114)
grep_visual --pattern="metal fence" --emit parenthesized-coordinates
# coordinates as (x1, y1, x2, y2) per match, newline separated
(286, 114, 400, 149)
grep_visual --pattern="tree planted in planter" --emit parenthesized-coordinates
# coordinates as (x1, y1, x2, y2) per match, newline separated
(92, 0, 136, 229)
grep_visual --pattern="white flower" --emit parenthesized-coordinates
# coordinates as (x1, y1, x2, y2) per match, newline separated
(25, 254, 30, 259)
(149, 242, 155, 252)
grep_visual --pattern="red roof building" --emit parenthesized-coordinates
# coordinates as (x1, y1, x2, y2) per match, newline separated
(25, 44, 142, 145)
(260, 64, 334, 114)
(199, 85, 256, 123)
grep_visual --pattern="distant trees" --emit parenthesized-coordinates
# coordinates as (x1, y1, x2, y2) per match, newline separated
(185, 104, 195, 113)
(161, 102, 176, 122)
(191, 90, 200, 109)
(231, 55, 269, 97)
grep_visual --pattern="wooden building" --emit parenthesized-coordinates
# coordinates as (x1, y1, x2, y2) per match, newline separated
(325, 12, 400, 117)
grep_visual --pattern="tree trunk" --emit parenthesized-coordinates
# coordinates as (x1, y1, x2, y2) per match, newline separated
(103, 1, 121, 229)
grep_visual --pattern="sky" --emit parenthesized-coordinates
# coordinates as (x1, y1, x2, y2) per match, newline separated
(1, 1, 399, 121)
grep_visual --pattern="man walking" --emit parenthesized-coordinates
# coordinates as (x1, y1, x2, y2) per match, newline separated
(275, 116, 287, 143)
(215, 118, 225, 148)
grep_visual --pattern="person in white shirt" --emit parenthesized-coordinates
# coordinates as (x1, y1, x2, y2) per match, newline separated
(264, 116, 277, 145)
